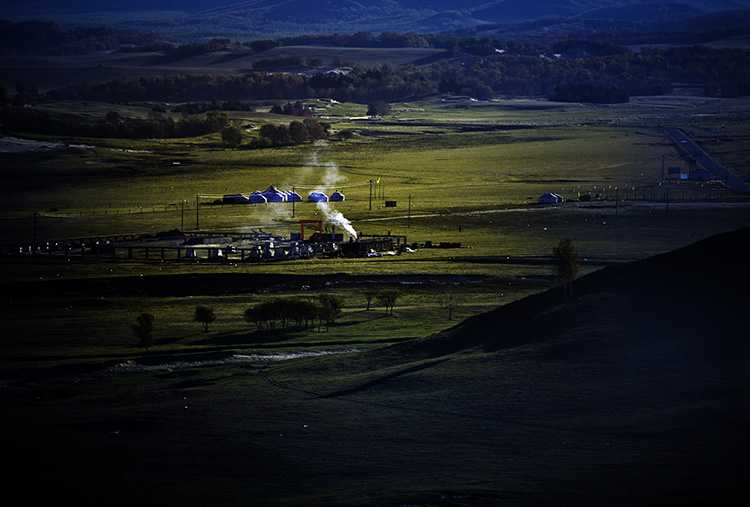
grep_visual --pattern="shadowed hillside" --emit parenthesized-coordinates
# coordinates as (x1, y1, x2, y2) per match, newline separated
(398, 226, 749, 359)
(3, 228, 749, 506)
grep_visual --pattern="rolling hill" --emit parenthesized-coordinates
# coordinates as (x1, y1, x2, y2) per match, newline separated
(3, 0, 750, 40)
(3, 228, 748, 505)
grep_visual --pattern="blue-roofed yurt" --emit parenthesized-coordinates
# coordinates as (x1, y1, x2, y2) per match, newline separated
(308, 192, 328, 202)
(249, 191, 268, 204)
(330, 190, 345, 202)
(287, 191, 302, 202)
(538, 192, 563, 204)
(262, 185, 286, 202)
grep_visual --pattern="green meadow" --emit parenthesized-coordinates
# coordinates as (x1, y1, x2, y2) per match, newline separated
(2, 94, 749, 371)
(2, 89, 750, 506)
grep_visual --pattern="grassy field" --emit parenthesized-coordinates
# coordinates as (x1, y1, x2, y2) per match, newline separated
(2, 96, 749, 363)
(2, 229, 748, 507)
(1, 92, 749, 505)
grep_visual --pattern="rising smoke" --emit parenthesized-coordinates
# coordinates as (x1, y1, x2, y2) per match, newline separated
(305, 142, 358, 239)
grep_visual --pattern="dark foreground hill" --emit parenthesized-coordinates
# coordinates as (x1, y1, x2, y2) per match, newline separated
(3, 228, 749, 506)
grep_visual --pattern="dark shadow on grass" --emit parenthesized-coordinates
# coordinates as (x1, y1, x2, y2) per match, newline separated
(194, 328, 309, 346)
(320, 358, 451, 398)
(209, 52, 254, 66)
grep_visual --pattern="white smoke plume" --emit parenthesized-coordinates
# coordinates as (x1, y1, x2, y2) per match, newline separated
(306, 143, 358, 239)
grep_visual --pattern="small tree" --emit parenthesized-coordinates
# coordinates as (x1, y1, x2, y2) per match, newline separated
(367, 100, 391, 117)
(445, 284, 457, 321)
(318, 293, 343, 330)
(377, 288, 403, 316)
(194, 305, 216, 332)
(221, 124, 243, 148)
(362, 288, 379, 310)
(132, 312, 155, 352)
(553, 238, 581, 301)
(289, 120, 310, 144)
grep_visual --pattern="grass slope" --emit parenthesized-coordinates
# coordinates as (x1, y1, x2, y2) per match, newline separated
(3, 228, 748, 506)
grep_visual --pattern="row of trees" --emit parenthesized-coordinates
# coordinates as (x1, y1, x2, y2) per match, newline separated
(0, 20, 161, 56)
(0, 107, 231, 139)
(170, 100, 255, 114)
(252, 55, 324, 70)
(132, 290, 407, 350)
(244, 294, 343, 332)
(255, 117, 330, 147)
(30, 43, 746, 106)
(133, 244, 579, 352)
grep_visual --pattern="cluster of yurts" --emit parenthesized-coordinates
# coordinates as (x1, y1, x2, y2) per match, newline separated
(223, 186, 345, 204)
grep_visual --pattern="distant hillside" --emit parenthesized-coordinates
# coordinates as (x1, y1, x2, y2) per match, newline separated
(397, 226, 749, 360)
(3, 0, 750, 41)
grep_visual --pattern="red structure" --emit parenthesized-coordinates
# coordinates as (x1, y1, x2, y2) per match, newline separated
(299, 219, 322, 240)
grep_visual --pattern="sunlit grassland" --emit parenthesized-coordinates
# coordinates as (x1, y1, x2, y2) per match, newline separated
(1, 122, 707, 246)
(2, 96, 749, 370)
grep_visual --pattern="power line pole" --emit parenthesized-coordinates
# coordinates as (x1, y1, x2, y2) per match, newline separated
(369, 180, 373, 210)
(408, 194, 411, 228)
(661, 154, 665, 180)
(196, 195, 200, 230)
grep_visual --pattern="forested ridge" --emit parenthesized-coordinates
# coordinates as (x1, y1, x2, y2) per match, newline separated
(31, 44, 750, 105)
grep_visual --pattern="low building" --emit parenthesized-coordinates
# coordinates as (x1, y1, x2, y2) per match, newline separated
(330, 191, 345, 201)
(261, 186, 286, 202)
(539, 193, 563, 204)
(223, 194, 248, 204)
(690, 168, 711, 181)
(249, 192, 268, 204)
(308, 192, 328, 202)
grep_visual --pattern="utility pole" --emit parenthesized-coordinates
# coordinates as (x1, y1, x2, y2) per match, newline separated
(181, 200, 185, 232)
(196, 195, 199, 230)
(615, 187, 619, 218)
(369, 180, 373, 210)
(726, 165, 729, 196)
(292, 185, 296, 218)
(661, 154, 665, 180)
(408, 194, 411, 228)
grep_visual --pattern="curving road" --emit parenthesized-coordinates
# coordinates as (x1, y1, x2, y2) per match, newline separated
(663, 128, 750, 193)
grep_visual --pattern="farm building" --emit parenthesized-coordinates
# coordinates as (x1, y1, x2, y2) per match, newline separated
(330, 191, 345, 201)
(223, 194, 248, 204)
(539, 193, 564, 204)
(308, 192, 328, 202)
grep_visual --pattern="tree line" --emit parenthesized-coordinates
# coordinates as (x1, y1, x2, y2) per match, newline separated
(0, 20, 161, 56)
(25, 44, 745, 105)
(0, 107, 230, 139)
(133, 289, 406, 351)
